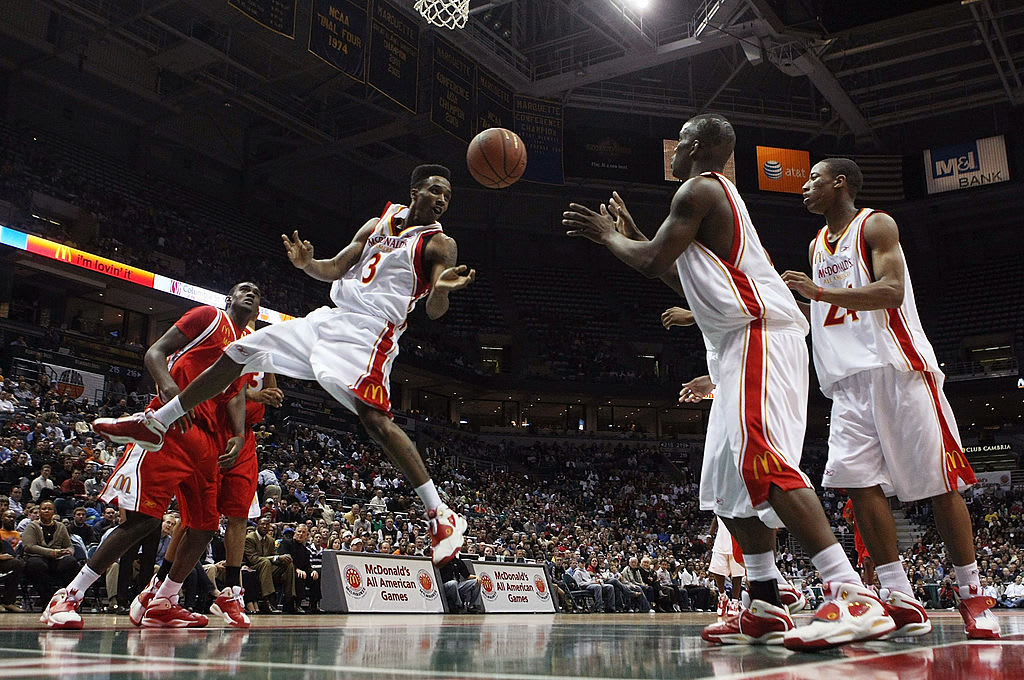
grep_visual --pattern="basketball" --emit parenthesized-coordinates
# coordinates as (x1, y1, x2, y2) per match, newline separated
(466, 127, 527, 189)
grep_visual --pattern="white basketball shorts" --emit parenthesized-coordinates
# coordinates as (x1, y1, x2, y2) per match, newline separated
(822, 366, 975, 502)
(224, 306, 401, 416)
(699, 323, 812, 528)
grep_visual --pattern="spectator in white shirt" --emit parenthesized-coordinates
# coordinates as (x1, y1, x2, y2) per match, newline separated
(30, 464, 55, 502)
(367, 489, 387, 514)
(999, 576, 1024, 608)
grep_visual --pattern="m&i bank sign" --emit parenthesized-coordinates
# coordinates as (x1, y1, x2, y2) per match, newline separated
(924, 135, 1009, 194)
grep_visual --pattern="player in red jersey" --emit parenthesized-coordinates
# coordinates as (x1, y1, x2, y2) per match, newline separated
(42, 282, 259, 629)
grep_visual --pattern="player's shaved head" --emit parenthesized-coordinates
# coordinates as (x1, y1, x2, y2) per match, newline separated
(686, 113, 735, 160)
(410, 164, 451, 188)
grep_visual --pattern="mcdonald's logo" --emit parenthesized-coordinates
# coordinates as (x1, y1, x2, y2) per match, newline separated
(751, 451, 783, 480)
(363, 384, 384, 404)
(113, 475, 132, 494)
(945, 449, 969, 470)
(54, 245, 72, 262)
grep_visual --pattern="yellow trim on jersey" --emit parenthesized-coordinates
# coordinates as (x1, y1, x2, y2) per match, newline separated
(821, 208, 866, 256)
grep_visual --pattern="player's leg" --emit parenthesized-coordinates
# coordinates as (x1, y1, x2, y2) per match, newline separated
(209, 516, 251, 627)
(355, 401, 466, 565)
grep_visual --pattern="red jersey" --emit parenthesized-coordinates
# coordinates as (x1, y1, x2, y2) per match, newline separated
(243, 371, 266, 426)
(154, 305, 247, 433)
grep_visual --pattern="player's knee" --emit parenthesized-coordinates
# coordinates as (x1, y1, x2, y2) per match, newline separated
(358, 408, 390, 440)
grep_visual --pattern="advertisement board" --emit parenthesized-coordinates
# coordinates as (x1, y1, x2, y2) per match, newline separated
(468, 562, 556, 613)
(924, 135, 1009, 194)
(321, 551, 445, 613)
(755, 146, 810, 193)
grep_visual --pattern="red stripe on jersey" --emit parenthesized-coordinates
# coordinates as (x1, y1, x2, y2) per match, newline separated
(705, 172, 744, 266)
(922, 372, 977, 490)
(857, 210, 876, 282)
(379, 202, 394, 220)
(412, 229, 441, 299)
(739, 321, 810, 505)
(354, 321, 396, 412)
(731, 537, 744, 566)
(723, 260, 762, 317)
(886, 309, 927, 371)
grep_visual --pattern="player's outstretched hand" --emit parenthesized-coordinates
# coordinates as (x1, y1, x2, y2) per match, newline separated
(608, 191, 644, 241)
(434, 265, 476, 293)
(564, 202, 617, 244)
(662, 307, 695, 329)
(679, 375, 715, 403)
(282, 230, 314, 269)
(219, 436, 244, 468)
(252, 386, 284, 407)
(781, 270, 817, 300)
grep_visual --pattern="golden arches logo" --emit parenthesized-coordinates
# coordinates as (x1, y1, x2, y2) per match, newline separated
(751, 451, 783, 480)
(54, 245, 73, 262)
(945, 449, 968, 470)
(113, 475, 132, 494)
(363, 384, 384, 404)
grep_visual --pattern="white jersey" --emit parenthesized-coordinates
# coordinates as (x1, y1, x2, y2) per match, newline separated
(330, 203, 442, 328)
(675, 172, 808, 351)
(809, 208, 940, 396)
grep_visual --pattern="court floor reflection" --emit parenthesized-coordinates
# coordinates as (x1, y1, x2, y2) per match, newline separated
(1, 611, 1022, 679)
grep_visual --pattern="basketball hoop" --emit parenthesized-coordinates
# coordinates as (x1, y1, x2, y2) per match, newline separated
(414, 0, 469, 30)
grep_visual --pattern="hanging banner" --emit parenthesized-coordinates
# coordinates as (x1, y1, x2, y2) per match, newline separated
(228, 0, 297, 39)
(308, 0, 368, 82)
(756, 146, 809, 193)
(367, 0, 419, 113)
(476, 68, 514, 134)
(514, 95, 563, 185)
(924, 135, 1009, 194)
(430, 38, 475, 142)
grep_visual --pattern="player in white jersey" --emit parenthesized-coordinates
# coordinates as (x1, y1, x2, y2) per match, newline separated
(782, 158, 999, 640)
(563, 114, 892, 650)
(95, 165, 475, 566)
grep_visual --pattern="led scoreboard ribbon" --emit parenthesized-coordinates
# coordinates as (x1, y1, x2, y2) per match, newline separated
(0, 224, 294, 325)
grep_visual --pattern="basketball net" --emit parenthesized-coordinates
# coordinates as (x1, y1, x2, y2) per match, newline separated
(414, 0, 469, 30)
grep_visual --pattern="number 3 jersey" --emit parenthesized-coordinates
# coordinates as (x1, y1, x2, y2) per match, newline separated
(809, 208, 940, 396)
(330, 203, 442, 328)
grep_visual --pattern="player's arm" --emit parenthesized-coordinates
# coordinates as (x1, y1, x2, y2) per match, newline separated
(144, 326, 196, 432)
(246, 373, 283, 407)
(281, 219, 377, 282)
(608, 191, 687, 297)
(424, 235, 476, 320)
(782, 213, 904, 311)
(218, 387, 246, 468)
(565, 179, 711, 279)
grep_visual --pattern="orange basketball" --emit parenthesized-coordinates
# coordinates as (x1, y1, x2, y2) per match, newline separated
(466, 127, 527, 189)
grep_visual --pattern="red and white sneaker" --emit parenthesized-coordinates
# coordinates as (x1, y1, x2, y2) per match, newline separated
(210, 587, 250, 628)
(716, 593, 730, 620)
(783, 582, 895, 652)
(92, 409, 167, 452)
(955, 585, 1000, 639)
(141, 597, 209, 628)
(880, 588, 932, 638)
(779, 582, 807, 615)
(129, 575, 161, 627)
(702, 599, 794, 645)
(428, 504, 467, 566)
(40, 588, 83, 630)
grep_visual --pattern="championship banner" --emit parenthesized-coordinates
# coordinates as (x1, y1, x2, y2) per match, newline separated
(514, 95, 564, 185)
(228, 0, 297, 39)
(476, 67, 514, 134)
(39, 361, 106, 403)
(308, 0, 368, 82)
(430, 38, 475, 142)
(924, 135, 1009, 194)
(468, 562, 556, 613)
(321, 551, 445, 613)
(756, 146, 809, 193)
(0, 225, 293, 324)
(367, 0, 419, 113)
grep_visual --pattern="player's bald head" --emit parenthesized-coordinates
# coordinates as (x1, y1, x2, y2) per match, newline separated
(685, 114, 735, 160)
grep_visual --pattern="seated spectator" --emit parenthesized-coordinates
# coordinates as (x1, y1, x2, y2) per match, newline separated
(353, 511, 373, 536)
(440, 555, 481, 613)
(16, 503, 39, 532)
(21, 500, 78, 604)
(999, 575, 1024, 608)
(30, 464, 55, 503)
(244, 516, 296, 613)
(0, 518, 25, 611)
(377, 516, 401, 545)
(278, 524, 320, 613)
(571, 556, 614, 612)
(7, 486, 24, 516)
(92, 506, 119, 537)
(367, 489, 387, 514)
(342, 503, 362, 527)
(67, 506, 96, 545)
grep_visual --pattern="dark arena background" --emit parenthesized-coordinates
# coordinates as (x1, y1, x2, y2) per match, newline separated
(1, 1, 1023, 678)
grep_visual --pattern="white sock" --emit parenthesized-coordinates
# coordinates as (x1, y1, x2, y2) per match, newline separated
(954, 562, 981, 591)
(811, 543, 862, 587)
(152, 396, 186, 427)
(67, 566, 102, 601)
(743, 552, 776, 582)
(876, 560, 914, 596)
(155, 577, 184, 604)
(231, 585, 242, 598)
(414, 480, 442, 512)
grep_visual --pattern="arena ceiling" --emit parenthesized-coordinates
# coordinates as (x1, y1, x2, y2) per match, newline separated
(1, 0, 1022, 190)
